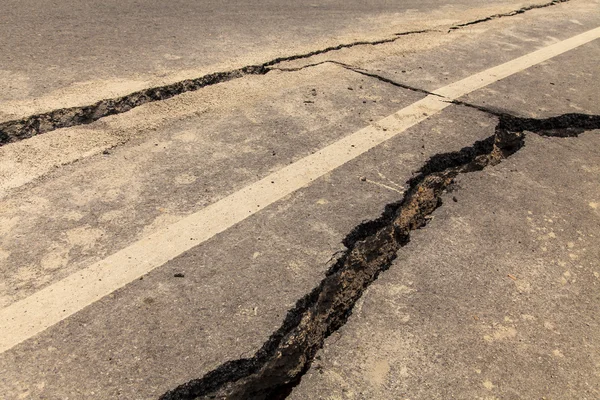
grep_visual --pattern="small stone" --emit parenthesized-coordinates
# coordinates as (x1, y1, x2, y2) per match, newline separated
(102, 150, 110, 155)
(359, 176, 367, 182)
(453, 196, 458, 202)
(174, 273, 185, 278)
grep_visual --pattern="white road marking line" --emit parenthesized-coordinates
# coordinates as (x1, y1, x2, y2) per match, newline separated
(435, 26, 600, 98)
(1, 26, 599, 354)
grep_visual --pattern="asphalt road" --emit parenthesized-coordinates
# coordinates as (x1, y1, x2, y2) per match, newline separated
(0, 0, 562, 120)
(0, 0, 599, 399)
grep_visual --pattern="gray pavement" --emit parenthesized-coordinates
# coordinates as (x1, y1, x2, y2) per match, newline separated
(291, 36, 600, 399)
(0, 0, 567, 121)
(291, 128, 600, 400)
(0, 1, 599, 399)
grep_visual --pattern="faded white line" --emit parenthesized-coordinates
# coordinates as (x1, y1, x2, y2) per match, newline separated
(364, 179, 405, 194)
(1, 26, 599, 354)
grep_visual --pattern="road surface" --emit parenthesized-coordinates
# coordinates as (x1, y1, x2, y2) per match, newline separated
(0, 0, 572, 120)
(0, 0, 599, 399)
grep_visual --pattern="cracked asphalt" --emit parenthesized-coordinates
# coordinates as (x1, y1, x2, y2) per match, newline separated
(1, 1, 599, 399)
(0, 0, 570, 120)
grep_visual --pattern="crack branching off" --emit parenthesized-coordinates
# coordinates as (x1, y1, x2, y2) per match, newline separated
(336, 64, 437, 97)
(333, 63, 510, 117)
(159, 112, 600, 400)
(0, 0, 570, 145)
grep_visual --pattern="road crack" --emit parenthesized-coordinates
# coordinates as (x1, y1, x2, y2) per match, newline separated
(330, 63, 510, 117)
(448, 0, 570, 31)
(0, 30, 430, 146)
(0, 0, 570, 146)
(159, 112, 599, 400)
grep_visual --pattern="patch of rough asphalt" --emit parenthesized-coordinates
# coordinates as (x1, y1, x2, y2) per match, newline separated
(159, 112, 600, 400)
(0, 0, 570, 145)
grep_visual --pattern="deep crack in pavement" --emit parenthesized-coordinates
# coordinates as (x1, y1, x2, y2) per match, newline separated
(159, 112, 600, 400)
(0, 0, 571, 146)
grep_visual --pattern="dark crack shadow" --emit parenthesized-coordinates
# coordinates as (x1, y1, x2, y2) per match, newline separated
(159, 112, 599, 400)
